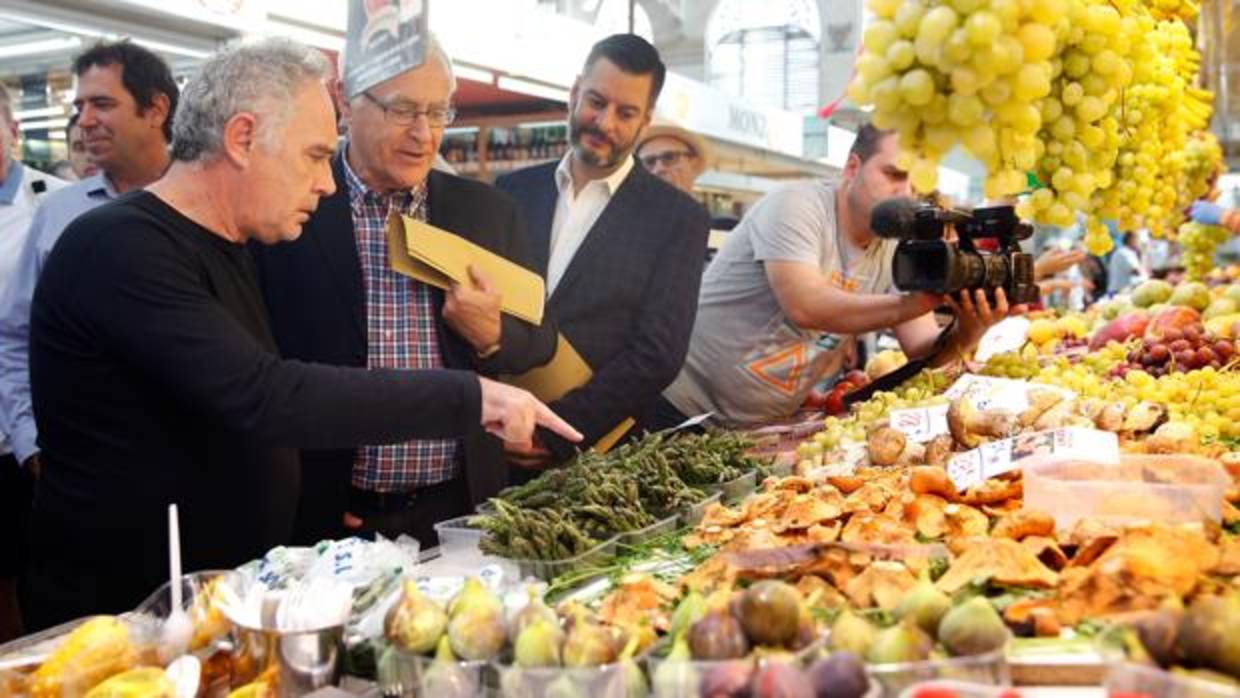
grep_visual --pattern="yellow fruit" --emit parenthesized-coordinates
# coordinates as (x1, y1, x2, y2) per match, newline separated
(84, 668, 174, 698)
(1027, 318, 1058, 345)
(30, 616, 134, 698)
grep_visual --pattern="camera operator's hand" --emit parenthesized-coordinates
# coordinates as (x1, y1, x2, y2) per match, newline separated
(1033, 248, 1086, 281)
(948, 287, 1024, 351)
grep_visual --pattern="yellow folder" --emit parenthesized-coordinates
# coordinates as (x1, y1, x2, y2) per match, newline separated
(505, 335, 635, 455)
(385, 211, 545, 325)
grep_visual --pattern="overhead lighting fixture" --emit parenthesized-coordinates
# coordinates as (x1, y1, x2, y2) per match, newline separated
(263, 19, 344, 52)
(0, 36, 81, 59)
(14, 105, 67, 120)
(455, 64, 494, 85)
(496, 76, 569, 103)
(0, 11, 211, 59)
(19, 117, 69, 131)
(130, 37, 212, 59)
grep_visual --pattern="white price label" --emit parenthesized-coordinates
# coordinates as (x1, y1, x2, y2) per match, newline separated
(975, 316, 1032, 363)
(888, 405, 950, 442)
(946, 427, 1119, 491)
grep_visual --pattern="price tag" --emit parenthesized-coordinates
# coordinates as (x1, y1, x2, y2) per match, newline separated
(888, 405, 950, 442)
(946, 427, 1119, 491)
(975, 316, 1032, 363)
(943, 374, 1074, 413)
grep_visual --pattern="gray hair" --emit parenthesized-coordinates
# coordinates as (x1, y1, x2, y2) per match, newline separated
(340, 32, 457, 98)
(171, 37, 331, 162)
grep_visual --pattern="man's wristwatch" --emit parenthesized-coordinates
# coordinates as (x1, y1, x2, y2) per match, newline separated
(476, 341, 501, 359)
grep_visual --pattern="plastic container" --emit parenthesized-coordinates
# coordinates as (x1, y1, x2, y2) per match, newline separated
(702, 470, 758, 503)
(1023, 454, 1231, 530)
(618, 515, 680, 547)
(642, 633, 829, 698)
(378, 647, 494, 698)
(678, 491, 724, 527)
(1103, 661, 1239, 698)
(865, 645, 1010, 698)
(498, 536, 620, 582)
(897, 679, 1024, 698)
(434, 515, 488, 558)
(494, 661, 634, 698)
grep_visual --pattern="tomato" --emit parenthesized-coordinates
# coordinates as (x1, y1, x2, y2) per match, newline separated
(841, 369, 870, 389)
(910, 688, 960, 698)
(803, 386, 831, 410)
(824, 386, 849, 416)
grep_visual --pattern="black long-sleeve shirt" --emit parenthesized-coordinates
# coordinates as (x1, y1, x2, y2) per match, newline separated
(25, 191, 480, 623)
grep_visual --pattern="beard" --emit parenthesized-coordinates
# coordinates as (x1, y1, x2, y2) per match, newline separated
(568, 111, 637, 170)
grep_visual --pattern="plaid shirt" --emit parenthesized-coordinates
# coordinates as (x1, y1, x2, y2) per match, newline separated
(344, 154, 458, 492)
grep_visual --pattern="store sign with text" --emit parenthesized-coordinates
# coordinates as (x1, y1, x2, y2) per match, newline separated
(656, 73, 804, 158)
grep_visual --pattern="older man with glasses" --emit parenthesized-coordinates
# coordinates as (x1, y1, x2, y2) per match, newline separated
(635, 122, 710, 196)
(252, 35, 557, 548)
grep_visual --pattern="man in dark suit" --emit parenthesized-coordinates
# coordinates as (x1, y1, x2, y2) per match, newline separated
(253, 36, 556, 546)
(495, 34, 710, 469)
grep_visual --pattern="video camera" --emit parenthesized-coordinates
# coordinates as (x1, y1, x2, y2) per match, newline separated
(870, 198, 1039, 305)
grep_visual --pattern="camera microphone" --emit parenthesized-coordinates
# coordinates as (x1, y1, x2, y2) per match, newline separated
(870, 197, 920, 239)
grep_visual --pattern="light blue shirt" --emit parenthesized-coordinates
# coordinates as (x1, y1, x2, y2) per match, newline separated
(0, 173, 118, 463)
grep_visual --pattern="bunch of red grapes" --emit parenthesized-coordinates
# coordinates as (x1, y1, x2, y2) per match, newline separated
(1111, 323, 1237, 378)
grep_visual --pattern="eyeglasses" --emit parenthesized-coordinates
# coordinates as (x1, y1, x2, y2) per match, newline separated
(361, 91, 456, 128)
(639, 150, 694, 170)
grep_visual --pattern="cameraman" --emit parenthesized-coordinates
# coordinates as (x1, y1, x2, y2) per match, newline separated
(658, 125, 1022, 428)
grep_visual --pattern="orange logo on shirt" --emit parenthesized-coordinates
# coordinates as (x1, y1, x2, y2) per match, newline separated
(745, 343, 808, 395)
(829, 270, 861, 291)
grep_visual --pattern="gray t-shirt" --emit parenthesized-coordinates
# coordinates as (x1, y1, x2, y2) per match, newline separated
(664, 180, 896, 426)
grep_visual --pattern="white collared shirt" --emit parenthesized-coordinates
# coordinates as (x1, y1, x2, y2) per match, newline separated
(545, 152, 635, 295)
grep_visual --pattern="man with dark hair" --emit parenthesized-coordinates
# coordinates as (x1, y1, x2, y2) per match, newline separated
(65, 112, 99, 180)
(0, 40, 176, 481)
(659, 125, 1018, 427)
(496, 34, 710, 468)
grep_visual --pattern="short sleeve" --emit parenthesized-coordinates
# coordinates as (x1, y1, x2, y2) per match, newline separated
(748, 184, 829, 266)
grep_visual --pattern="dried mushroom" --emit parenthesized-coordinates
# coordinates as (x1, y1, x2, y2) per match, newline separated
(935, 538, 1060, 593)
(903, 494, 950, 540)
(924, 435, 955, 468)
(1021, 536, 1069, 571)
(841, 512, 918, 548)
(908, 465, 958, 501)
(1121, 401, 1166, 433)
(943, 503, 990, 539)
(991, 510, 1056, 541)
(844, 561, 918, 610)
(948, 397, 1019, 448)
(868, 427, 907, 467)
(1019, 389, 1064, 427)
(775, 492, 843, 532)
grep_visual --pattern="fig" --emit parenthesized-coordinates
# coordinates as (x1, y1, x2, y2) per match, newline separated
(563, 612, 620, 667)
(619, 633, 649, 698)
(544, 674, 587, 698)
(865, 619, 933, 664)
(690, 609, 751, 660)
(670, 591, 708, 639)
(829, 610, 877, 657)
(448, 577, 503, 619)
(738, 581, 802, 647)
(751, 661, 813, 698)
(514, 617, 564, 668)
(893, 575, 950, 636)
(384, 580, 448, 654)
(653, 634, 699, 698)
(937, 597, 1008, 657)
(447, 604, 507, 661)
(806, 652, 869, 698)
(1127, 608, 1182, 669)
(1177, 594, 1240, 679)
(511, 587, 559, 642)
(698, 659, 754, 698)
(421, 636, 476, 698)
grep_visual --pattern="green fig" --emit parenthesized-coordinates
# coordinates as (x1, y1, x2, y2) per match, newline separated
(893, 575, 951, 636)
(738, 580, 802, 647)
(448, 577, 503, 619)
(562, 611, 620, 667)
(937, 597, 1008, 657)
(619, 632, 649, 698)
(384, 580, 448, 654)
(1126, 608, 1182, 669)
(830, 610, 877, 657)
(865, 619, 934, 664)
(447, 604, 507, 661)
(544, 674, 587, 698)
(511, 586, 559, 642)
(652, 634, 698, 698)
(1177, 594, 1240, 680)
(669, 591, 708, 639)
(515, 616, 564, 668)
(421, 636, 476, 698)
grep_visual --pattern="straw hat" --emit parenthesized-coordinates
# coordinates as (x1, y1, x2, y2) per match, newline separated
(637, 121, 712, 169)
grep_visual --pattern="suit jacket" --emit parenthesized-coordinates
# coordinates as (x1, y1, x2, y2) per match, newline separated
(495, 158, 710, 458)
(252, 155, 556, 543)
